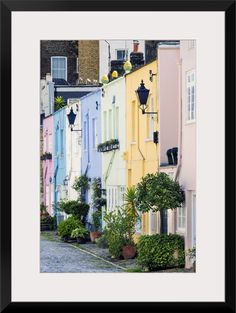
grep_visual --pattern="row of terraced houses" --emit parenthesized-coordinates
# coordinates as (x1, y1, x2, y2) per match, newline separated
(41, 40, 196, 267)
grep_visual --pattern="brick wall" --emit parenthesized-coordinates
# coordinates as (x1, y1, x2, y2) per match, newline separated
(78, 40, 99, 83)
(40, 40, 78, 85)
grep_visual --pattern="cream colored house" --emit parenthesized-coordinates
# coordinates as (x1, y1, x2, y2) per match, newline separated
(100, 77, 126, 216)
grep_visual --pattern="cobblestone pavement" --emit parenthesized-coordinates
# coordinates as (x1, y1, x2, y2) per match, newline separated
(40, 235, 124, 273)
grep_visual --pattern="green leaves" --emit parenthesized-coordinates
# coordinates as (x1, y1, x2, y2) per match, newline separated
(137, 234, 185, 271)
(57, 216, 83, 238)
(134, 172, 185, 212)
(54, 96, 66, 111)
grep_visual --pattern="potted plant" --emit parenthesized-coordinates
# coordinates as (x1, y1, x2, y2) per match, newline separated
(71, 226, 89, 244)
(90, 209, 102, 242)
(186, 246, 196, 271)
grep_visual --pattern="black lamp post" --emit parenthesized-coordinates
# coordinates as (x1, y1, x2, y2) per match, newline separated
(67, 107, 82, 132)
(136, 80, 157, 115)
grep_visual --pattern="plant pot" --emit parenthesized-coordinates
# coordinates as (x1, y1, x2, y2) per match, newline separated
(62, 235, 69, 242)
(90, 231, 102, 243)
(122, 245, 136, 259)
(76, 236, 86, 244)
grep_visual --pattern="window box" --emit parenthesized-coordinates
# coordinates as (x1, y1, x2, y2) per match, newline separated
(97, 139, 119, 153)
(41, 152, 52, 160)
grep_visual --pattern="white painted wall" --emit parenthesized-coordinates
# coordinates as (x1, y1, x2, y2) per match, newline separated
(65, 99, 82, 201)
(99, 40, 145, 79)
(40, 74, 54, 117)
(101, 77, 126, 213)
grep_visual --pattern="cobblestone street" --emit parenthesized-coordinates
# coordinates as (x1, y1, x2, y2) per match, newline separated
(40, 235, 124, 273)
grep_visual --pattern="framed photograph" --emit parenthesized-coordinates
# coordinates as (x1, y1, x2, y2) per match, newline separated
(1, 0, 235, 312)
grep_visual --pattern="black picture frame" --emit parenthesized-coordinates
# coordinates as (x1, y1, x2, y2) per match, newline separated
(0, 0, 235, 312)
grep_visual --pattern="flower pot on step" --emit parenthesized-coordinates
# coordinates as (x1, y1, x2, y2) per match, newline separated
(90, 231, 102, 243)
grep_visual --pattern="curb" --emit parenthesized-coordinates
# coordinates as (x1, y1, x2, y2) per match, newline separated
(69, 243, 126, 271)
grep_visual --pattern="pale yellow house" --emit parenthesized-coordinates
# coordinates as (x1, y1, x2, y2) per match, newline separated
(125, 60, 159, 237)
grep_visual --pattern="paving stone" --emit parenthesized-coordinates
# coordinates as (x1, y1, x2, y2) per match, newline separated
(40, 236, 123, 273)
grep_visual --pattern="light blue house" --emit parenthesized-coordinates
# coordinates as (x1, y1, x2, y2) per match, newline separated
(53, 106, 67, 224)
(81, 89, 102, 228)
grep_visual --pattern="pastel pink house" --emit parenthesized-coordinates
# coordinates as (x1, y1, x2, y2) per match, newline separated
(157, 40, 196, 268)
(42, 115, 54, 216)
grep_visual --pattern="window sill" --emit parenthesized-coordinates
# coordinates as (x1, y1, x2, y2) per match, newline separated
(130, 141, 136, 145)
(185, 119, 196, 125)
(176, 228, 186, 235)
(145, 138, 152, 142)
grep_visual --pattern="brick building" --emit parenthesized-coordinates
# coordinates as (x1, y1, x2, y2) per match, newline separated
(78, 40, 99, 83)
(40, 40, 78, 85)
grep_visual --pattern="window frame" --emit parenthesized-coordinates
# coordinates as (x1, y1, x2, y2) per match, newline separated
(51, 56, 67, 81)
(186, 69, 196, 123)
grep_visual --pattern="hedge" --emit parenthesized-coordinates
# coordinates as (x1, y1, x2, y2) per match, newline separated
(137, 234, 185, 271)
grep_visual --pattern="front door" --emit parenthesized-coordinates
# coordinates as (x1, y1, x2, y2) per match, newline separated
(160, 210, 168, 234)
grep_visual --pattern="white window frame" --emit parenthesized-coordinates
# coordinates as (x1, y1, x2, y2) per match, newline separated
(188, 40, 195, 49)
(92, 118, 97, 149)
(83, 120, 87, 151)
(51, 56, 67, 81)
(116, 49, 127, 60)
(192, 192, 196, 247)
(177, 205, 186, 232)
(186, 69, 196, 123)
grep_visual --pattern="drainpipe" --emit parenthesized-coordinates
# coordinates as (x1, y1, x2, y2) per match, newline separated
(105, 40, 111, 76)
(175, 57, 183, 182)
(137, 105, 145, 176)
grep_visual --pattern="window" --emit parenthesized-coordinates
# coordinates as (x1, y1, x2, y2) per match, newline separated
(177, 206, 186, 230)
(92, 118, 97, 149)
(51, 57, 67, 80)
(103, 111, 107, 141)
(83, 121, 87, 150)
(131, 101, 136, 142)
(114, 107, 119, 139)
(192, 193, 196, 246)
(146, 97, 154, 139)
(60, 129, 64, 155)
(186, 70, 196, 121)
(188, 40, 195, 49)
(55, 126, 59, 154)
(108, 109, 112, 139)
(116, 49, 127, 60)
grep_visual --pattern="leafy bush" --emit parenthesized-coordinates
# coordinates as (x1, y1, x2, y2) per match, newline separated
(57, 216, 83, 239)
(92, 209, 102, 231)
(96, 234, 108, 249)
(137, 234, 185, 271)
(57, 200, 89, 224)
(54, 96, 66, 111)
(71, 225, 89, 239)
(73, 175, 89, 202)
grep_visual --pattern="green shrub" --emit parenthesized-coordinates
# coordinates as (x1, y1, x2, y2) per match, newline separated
(96, 234, 108, 249)
(92, 209, 102, 231)
(57, 200, 89, 224)
(137, 234, 185, 271)
(57, 216, 83, 239)
(40, 210, 55, 230)
(71, 225, 89, 239)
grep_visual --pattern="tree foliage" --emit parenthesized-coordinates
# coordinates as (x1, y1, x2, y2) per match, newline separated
(134, 172, 185, 213)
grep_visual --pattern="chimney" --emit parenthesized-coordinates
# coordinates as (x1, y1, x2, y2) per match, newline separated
(46, 73, 52, 81)
(133, 40, 139, 52)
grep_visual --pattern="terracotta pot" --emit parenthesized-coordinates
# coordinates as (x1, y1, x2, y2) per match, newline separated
(90, 231, 102, 243)
(122, 245, 136, 259)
